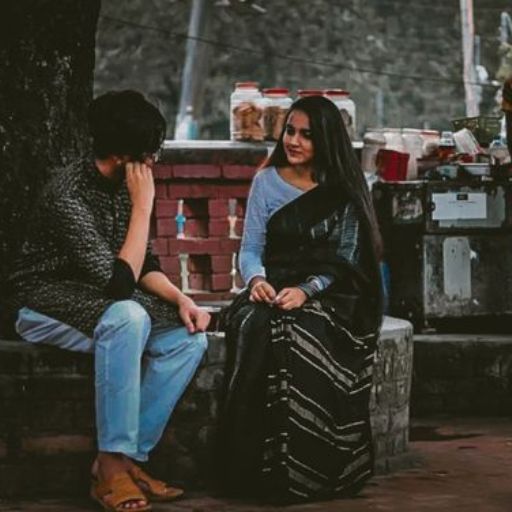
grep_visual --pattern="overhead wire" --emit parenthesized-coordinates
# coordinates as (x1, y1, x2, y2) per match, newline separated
(99, 14, 503, 89)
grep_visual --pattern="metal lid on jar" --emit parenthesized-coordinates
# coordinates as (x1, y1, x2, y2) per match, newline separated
(234, 81, 260, 88)
(324, 88, 350, 96)
(297, 89, 324, 97)
(262, 88, 290, 96)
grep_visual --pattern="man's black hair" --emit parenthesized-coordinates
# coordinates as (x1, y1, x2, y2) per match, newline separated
(88, 90, 166, 160)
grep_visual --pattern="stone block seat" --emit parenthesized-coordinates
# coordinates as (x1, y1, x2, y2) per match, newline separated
(0, 315, 413, 498)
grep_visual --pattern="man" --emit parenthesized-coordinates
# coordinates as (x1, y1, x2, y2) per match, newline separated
(8, 90, 209, 511)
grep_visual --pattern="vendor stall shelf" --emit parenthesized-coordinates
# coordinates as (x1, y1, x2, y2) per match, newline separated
(373, 180, 512, 329)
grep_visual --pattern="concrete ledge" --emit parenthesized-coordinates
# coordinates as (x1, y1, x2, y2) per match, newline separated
(412, 334, 512, 417)
(0, 316, 413, 498)
(371, 317, 414, 473)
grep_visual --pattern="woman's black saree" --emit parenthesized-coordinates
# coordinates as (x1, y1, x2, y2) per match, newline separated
(218, 184, 383, 504)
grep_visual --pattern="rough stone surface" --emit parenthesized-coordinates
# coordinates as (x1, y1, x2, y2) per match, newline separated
(412, 334, 512, 417)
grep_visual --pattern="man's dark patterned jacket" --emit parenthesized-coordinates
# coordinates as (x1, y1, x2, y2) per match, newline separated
(7, 160, 181, 338)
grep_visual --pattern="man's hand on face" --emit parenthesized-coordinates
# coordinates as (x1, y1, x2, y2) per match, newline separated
(126, 162, 155, 213)
(177, 296, 211, 334)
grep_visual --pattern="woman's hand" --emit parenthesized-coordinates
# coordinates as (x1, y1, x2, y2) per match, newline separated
(178, 296, 211, 333)
(249, 277, 277, 303)
(274, 287, 307, 310)
(126, 162, 155, 213)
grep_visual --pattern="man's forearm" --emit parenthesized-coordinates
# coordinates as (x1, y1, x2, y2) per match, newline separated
(118, 207, 151, 281)
(139, 271, 190, 305)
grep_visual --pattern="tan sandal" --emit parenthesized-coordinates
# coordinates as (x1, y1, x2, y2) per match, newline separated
(129, 465, 184, 502)
(91, 471, 152, 511)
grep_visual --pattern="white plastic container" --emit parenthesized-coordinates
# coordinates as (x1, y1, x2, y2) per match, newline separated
(262, 88, 293, 141)
(324, 89, 356, 140)
(362, 129, 386, 174)
(230, 82, 264, 141)
(420, 129, 440, 157)
(381, 128, 405, 152)
(401, 128, 423, 180)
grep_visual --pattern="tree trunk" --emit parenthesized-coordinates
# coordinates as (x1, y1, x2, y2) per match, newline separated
(0, 0, 100, 336)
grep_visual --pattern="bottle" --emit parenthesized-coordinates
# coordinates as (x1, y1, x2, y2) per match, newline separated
(261, 88, 293, 141)
(438, 131, 456, 161)
(489, 137, 510, 165)
(230, 82, 264, 141)
(175, 105, 198, 140)
(324, 89, 357, 140)
(175, 199, 186, 240)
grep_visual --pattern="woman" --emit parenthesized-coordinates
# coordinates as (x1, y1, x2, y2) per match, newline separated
(219, 95, 383, 504)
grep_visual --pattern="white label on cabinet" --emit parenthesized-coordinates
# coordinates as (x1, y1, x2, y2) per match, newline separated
(432, 192, 487, 220)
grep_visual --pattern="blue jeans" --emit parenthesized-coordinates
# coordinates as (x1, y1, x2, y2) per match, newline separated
(16, 300, 207, 462)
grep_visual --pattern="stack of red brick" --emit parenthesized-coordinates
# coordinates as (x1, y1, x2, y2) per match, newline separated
(152, 163, 260, 301)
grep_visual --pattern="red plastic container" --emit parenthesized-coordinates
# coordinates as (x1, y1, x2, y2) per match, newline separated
(376, 149, 409, 181)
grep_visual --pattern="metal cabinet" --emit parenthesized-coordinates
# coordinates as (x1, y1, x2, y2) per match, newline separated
(372, 180, 512, 329)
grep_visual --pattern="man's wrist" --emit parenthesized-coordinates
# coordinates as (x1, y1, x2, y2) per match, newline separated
(131, 205, 153, 217)
(177, 293, 194, 307)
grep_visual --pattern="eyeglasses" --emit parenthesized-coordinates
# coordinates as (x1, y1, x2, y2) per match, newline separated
(136, 148, 163, 163)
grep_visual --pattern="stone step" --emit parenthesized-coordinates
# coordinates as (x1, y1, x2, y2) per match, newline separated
(412, 334, 512, 417)
(0, 316, 413, 498)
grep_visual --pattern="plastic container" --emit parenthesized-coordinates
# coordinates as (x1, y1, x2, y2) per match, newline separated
(420, 129, 440, 157)
(261, 88, 292, 141)
(453, 128, 480, 155)
(402, 128, 423, 180)
(376, 149, 409, 181)
(382, 128, 405, 152)
(451, 116, 501, 146)
(324, 89, 356, 140)
(459, 162, 491, 177)
(230, 82, 264, 142)
(438, 131, 456, 161)
(362, 129, 386, 174)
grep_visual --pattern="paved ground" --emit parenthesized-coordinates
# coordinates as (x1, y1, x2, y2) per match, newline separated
(1, 417, 511, 511)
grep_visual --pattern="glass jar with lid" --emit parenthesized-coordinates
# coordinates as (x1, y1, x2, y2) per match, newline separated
(324, 89, 357, 140)
(262, 88, 293, 141)
(230, 81, 264, 142)
(297, 89, 324, 98)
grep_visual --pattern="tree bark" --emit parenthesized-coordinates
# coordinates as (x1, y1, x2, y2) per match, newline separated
(0, 0, 100, 335)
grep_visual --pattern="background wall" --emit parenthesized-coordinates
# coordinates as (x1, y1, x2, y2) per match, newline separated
(94, 1, 511, 139)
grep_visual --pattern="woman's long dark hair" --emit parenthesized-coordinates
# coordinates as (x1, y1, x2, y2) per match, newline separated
(265, 95, 382, 259)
